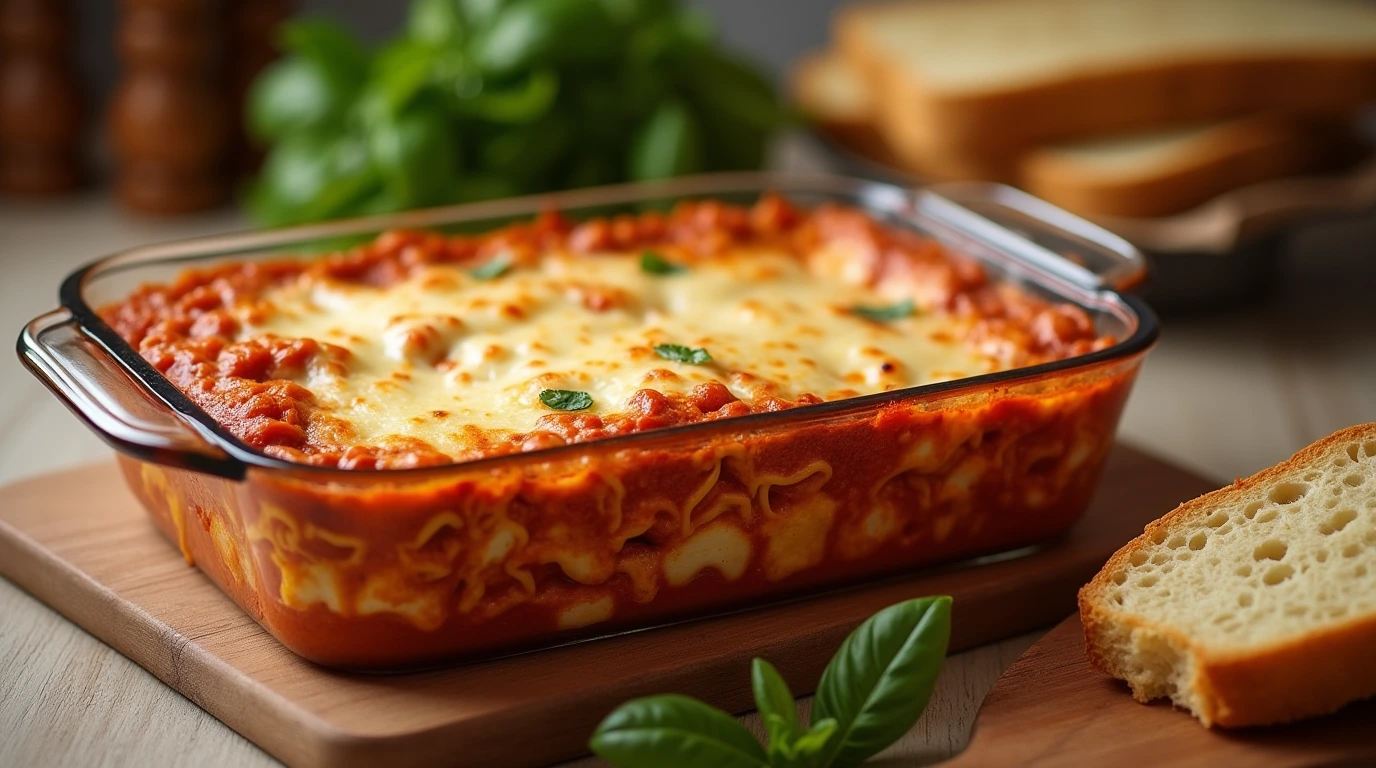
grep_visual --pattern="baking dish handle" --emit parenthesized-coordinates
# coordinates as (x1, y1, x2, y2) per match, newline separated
(18, 309, 246, 479)
(917, 181, 1148, 293)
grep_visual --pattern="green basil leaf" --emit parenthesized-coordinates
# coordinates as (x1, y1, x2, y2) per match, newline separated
(630, 99, 703, 181)
(250, 131, 380, 226)
(279, 18, 370, 83)
(764, 713, 836, 767)
(363, 40, 439, 117)
(674, 48, 790, 132)
(763, 714, 796, 765)
(590, 694, 769, 768)
(673, 7, 715, 45)
(539, 389, 593, 411)
(367, 101, 459, 208)
(791, 718, 838, 759)
(474, 0, 622, 77)
(478, 110, 574, 182)
(850, 299, 915, 323)
(752, 658, 798, 738)
(640, 251, 685, 275)
(812, 596, 952, 768)
(654, 344, 712, 365)
(247, 57, 355, 141)
(754, 659, 805, 766)
(469, 255, 511, 281)
(408, 0, 465, 45)
(459, 69, 559, 124)
(459, 0, 511, 30)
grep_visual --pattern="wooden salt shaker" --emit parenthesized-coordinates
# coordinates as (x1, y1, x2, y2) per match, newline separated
(0, 0, 83, 196)
(110, 0, 229, 213)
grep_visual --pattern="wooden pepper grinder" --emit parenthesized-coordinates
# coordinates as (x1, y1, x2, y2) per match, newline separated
(226, 0, 291, 174)
(0, 0, 83, 196)
(110, 0, 229, 213)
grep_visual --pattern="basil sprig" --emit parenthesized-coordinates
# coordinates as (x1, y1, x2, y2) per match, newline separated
(654, 343, 712, 365)
(850, 299, 914, 323)
(539, 389, 593, 411)
(468, 254, 512, 280)
(243, 2, 792, 227)
(591, 596, 952, 768)
(640, 251, 687, 275)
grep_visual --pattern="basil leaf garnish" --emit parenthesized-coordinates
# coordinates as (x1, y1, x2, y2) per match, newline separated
(654, 343, 712, 365)
(790, 718, 838, 758)
(538, 389, 593, 411)
(588, 596, 951, 768)
(590, 694, 769, 768)
(752, 659, 799, 759)
(469, 255, 511, 281)
(640, 251, 686, 275)
(812, 596, 952, 768)
(850, 299, 914, 322)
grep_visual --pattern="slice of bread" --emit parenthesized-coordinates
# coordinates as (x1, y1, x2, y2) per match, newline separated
(791, 50, 891, 167)
(791, 49, 1362, 217)
(1020, 116, 1360, 218)
(1080, 423, 1376, 727)
(793, 50, 1014, 181)
(836, 0, 1376, 164)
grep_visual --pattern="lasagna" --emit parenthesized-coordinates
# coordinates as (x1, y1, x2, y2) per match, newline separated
(105, 195, 1143, 667)
(105, 195, 1110, 470)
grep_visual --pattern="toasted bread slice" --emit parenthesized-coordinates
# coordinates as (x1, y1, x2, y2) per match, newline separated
(1020, 116, 1361, 218)
(1080, 423, 1376, 727)
(836, 0, 1376, 163)
(795, 47, 1362, 213)
(791, 50, 890, 164)
(792, 49, 1016, 182)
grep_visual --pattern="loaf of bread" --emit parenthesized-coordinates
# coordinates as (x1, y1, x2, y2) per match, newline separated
(1079, 423, 1376, 727)
(836, 0, 1376, 167)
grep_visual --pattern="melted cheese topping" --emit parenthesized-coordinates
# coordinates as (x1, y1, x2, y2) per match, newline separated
(244, 248, 995, 456)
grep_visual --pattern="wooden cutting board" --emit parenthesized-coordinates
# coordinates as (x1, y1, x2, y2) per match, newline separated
(951, 616, 1376, 767)
(0, 445, 1217, 768)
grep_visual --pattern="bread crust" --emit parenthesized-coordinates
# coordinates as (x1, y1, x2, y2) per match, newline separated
(1080, 423, 1376, 727)
(835, 1, 1376, 163)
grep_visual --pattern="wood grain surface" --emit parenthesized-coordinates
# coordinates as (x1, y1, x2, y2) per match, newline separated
(0, 446, 1216, 768)
(949, 617, 1376, 767)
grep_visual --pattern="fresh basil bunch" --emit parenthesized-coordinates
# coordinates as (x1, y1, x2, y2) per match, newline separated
(244, 0, 792, 226)
(591, 596, 952, 768)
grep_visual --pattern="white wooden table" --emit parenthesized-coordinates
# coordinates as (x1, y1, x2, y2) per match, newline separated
(1, 180, 1373, 767)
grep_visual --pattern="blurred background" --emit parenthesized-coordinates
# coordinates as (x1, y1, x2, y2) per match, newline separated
(60, 1, 832, 95)
(4, 0, 1374, 317)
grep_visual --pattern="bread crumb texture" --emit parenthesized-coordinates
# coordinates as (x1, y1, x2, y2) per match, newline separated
(1082, 426, 1376, 725)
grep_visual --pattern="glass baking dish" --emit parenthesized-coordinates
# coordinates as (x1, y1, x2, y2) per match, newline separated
(19, 173, 1156, 670)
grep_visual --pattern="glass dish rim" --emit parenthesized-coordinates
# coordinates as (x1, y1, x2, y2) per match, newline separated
(50, 171, 1160, 480)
